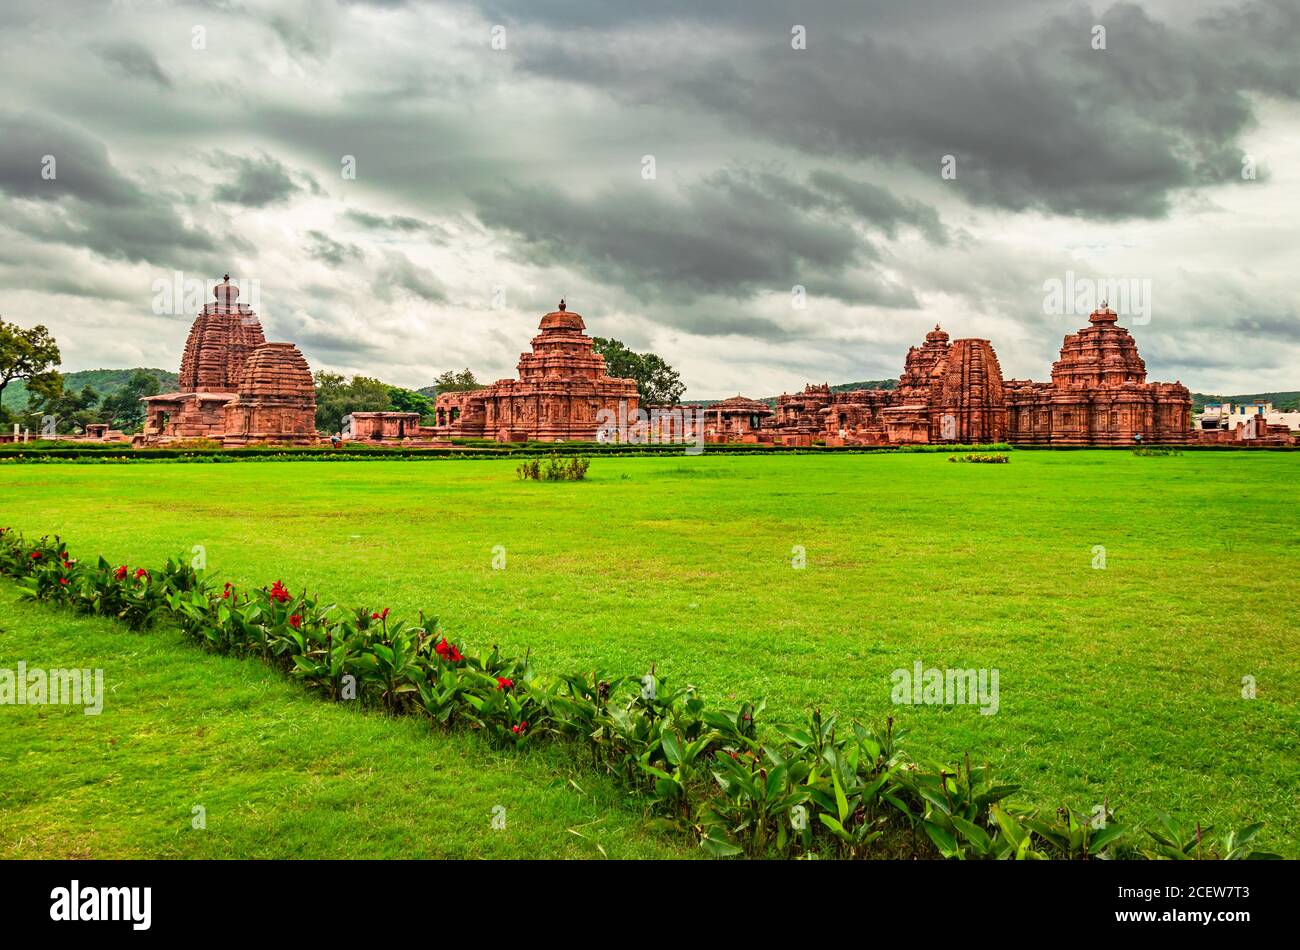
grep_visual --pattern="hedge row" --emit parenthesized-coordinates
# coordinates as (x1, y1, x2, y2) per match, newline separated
(0, 442, 1015, 463)
(0, 527, 1279, 859)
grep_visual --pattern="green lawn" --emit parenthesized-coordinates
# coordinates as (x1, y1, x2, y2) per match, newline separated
(1, 450, 1297, 857)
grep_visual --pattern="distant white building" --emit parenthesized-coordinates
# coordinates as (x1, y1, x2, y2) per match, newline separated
(1197, 402, 1300, 432)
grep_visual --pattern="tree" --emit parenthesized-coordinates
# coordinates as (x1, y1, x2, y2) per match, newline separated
(591, 337, 685, 405)
(0, 318, 61, 418)
(428, 368, 485, 395)
(314, 372, 391, 434)
(387, 386, 434, 420)
(100, 370, 161, 431)
(25, 374, 99, 435)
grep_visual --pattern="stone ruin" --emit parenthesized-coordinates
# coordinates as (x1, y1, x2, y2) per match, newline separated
(709, 307, 1198, 447)
(703, 395, 773, 443)
(432, 300, 639, 442)
(139, 277, 317, 446)
(127, 281, 1275, 451)
(1004, 304, 1191, 445)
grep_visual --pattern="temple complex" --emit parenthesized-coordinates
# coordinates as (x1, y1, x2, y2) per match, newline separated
(131, 281, 1271, 451)
(139, 277, 318, 445)
(713, 306, 1198, 447)
(433, 301, 639, 442)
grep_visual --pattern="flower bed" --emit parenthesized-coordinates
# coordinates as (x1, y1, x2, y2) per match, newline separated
(0, 526, 1277, 860)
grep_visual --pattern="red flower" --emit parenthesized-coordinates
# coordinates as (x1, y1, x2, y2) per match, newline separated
(134, 568, 149, 580)
(496, 677, 513, 691)
(58, 577, 69, 586)
(269, 580, 291, 603)
(511, 721, 529, 734)
(434, 639, 463, 663)
(30, 551, 41, 559)
(114, 565, 128, 580)
(370, 608, 389, 621)
(289, 614, 302, 629)
(222, 582, 233, 599)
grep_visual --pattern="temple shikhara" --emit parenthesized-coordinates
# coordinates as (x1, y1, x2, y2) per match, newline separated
(707, 305, 1196, 447)
(114, 279, 1284, 450)
(138, 277, 317, 446)
(432, 300, 639, 442)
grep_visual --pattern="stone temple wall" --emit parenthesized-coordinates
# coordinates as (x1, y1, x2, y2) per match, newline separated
(140, 278, 318, 446)
(221, 343, 317, 446)
(433, 301, 639, 443)
(761, 309, 1192, 446)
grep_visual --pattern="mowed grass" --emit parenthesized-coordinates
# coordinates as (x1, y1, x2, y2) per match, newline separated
(0, 587, 686, 859)
(1, 450, 1297, 857)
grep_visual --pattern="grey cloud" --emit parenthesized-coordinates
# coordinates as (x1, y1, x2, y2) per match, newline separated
(211, 150, 320, 207)
(473, 167, 925, 315)
(374, 250, 446, 303)
(343, 208, 450, 242)
(0, 111, 232, 270)
(95, 40, 172, 89)
(512, 1, 1299, 219)
(306, 230, 364, 265)
(0, 111, 141, 206)
(1229, 311, 1300, 342)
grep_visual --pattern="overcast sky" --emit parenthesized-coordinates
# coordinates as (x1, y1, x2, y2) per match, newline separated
(1, 0, 1297, 398)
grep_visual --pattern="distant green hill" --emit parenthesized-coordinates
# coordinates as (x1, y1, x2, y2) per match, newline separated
(1, 368, 178, 412)
(1191, 391, 1300, 411)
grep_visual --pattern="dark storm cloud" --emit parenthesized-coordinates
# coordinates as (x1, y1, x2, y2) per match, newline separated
(510, 1, 1300, 219)
(805, 171, 947, 244)
(475, 0, 1033, 34)
(306, 230, 364, 265)
(0, 111, 232, 269)
(1230, 310, 1300, 342)
(374, 251, 446, 302)
(0, 111, 140, 206)
(473, 167, 930, 310)
(94, 40, 172, 89)
(343, 208, 451, 242)
(211, 151, 320, 207)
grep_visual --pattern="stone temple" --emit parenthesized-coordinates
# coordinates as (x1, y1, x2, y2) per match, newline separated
(711, 306, 1194, 446)
(139, 277, 317, 445)
(1004, 304, 1191, 445)
(433, 300, 639, 442)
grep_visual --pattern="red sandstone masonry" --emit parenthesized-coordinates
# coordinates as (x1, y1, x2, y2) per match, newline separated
(140, 278, 318, 446)
(432, 300, 639, 443)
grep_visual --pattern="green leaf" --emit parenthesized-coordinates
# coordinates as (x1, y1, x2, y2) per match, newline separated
(832, 770, 849, 823)
(1089, 824, 1126, 853)
(818, 813, 853, 843)
(661, 730, 682, 767)
(951, 816, 991, 853)
(923, 820, 960, 858)
(699, 834, 743, 858)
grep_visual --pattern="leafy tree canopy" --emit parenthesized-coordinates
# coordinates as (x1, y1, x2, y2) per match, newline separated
(0, 318, 61, 417)
(314, 372, 405, 434)
(591, 337, 685, 405)
(100, 370, 161, 431)
(387, 385, 433, 418)
(423, 368, 485, 396)
(25, 374, 100, 435)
